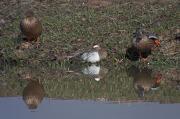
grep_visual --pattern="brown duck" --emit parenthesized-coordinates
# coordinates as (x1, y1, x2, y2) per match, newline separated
(20, 10, 42, 42)
(132, 29, 160, 59)
(23, 80, 44, 109)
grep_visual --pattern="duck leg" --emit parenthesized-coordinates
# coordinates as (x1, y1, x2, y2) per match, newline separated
(139, 49, 152, 62)
(139, 52, 149, 62)
(34, 37, 41, 48)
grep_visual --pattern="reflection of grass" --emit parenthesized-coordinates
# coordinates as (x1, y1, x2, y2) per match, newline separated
(1, 63, 180, 103)
(0, 0, 180, 103)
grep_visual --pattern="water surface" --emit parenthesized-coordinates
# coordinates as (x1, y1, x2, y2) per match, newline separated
(1, 97, 180, 119)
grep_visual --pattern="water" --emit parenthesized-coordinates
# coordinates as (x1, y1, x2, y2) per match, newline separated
(0, 62, 180, 119)
(0, 97, 180, 119)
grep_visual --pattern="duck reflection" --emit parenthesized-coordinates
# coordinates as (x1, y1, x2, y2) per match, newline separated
(23, 80, 44, 110)
(69, 64, 108, 81)
(81, 64, 108, 81)
(127, 66, 162, 97)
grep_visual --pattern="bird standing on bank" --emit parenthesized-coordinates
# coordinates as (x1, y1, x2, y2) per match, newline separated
(132, 28, 160, 59)
(20, 10, 42, 43)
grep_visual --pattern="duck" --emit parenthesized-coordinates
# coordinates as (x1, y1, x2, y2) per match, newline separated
(132, 28, 160, 59)
(127, 66, 162, 97)
(20, 10, 42, 42)
(23, 80, 44, 109)
(70, 45, 107, 63)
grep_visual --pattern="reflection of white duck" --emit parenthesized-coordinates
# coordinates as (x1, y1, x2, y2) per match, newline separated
(83, 64, 108, 81)
(82, 64, 100, 75)
(70, 45, 107, 63)
(82, 64, 101, 81)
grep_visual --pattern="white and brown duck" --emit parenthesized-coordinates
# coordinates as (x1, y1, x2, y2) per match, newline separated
(70, 45, 107, 63)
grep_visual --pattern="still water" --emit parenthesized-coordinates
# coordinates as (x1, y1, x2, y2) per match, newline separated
(0, 97, 180, 119)
(0, 63, 180, 119)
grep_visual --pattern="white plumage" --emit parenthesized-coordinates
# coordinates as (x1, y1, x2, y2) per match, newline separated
(81, 64, 100, 75)
(81, 51, 100, 63)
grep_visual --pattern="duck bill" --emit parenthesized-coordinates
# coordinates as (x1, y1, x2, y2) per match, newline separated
(154, 39, 160, 46)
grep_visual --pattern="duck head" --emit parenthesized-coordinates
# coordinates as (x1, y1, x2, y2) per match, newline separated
(93, 45, 107, 60)
(148, 34, 160, 47)
(133, 29, 160, 47)
(151, 72, 162, 90)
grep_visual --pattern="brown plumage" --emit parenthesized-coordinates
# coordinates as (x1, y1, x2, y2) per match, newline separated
(127, 66, 162, 97)
(23, 81, 44, 109)
(132, 29, 160, 59)
(20, 10, 42, 42)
